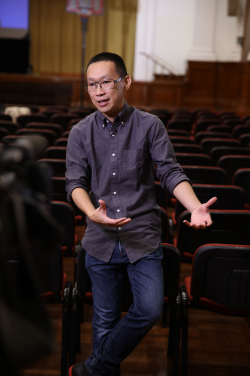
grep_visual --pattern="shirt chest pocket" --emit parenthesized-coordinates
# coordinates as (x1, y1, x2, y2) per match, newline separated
(122, 149, 148, 181)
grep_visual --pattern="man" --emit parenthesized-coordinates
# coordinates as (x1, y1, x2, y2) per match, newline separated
(65, 52, 216, 376)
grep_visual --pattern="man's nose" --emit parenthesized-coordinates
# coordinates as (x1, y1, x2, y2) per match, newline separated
(96, 83, 105, 94)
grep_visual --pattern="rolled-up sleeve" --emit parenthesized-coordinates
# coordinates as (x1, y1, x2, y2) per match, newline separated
(65, 126, 90, 202)
(149, 119, 191, 194)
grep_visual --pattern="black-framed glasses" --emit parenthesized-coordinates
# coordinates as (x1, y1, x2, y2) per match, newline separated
(85, 75, 127, 92)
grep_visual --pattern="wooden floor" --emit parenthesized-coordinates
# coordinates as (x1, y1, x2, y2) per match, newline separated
(22, 224, 250, 376)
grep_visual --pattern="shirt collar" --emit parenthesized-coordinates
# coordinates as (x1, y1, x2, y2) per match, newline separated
(96, 101, 133, 125)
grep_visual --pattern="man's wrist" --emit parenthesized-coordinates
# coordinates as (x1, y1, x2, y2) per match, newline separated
(189, 202, 202, 213)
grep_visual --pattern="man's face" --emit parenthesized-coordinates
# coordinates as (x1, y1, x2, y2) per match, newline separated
(86, 60, 131, 121)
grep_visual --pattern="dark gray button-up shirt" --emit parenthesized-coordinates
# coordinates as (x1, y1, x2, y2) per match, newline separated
(65, 101, 191, 263)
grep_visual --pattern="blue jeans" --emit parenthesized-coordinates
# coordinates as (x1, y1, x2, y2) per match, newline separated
(84, 240, 164, 376)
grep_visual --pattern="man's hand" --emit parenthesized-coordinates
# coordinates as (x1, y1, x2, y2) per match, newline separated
(183, 197, 217, 229)
(88, 199, 131, 227)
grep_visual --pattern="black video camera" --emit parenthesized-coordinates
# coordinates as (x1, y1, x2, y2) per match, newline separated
(0, 136, 62, 375)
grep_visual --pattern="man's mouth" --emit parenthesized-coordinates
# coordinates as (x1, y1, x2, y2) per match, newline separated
(97, 99, 109, 106)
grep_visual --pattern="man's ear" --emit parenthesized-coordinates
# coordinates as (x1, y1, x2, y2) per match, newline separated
(123, 75, 132, 91)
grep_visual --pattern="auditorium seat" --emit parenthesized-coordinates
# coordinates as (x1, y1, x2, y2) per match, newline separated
(160, 207, 172, 244)
(169, 136, 195, 144)
(45, 105, 69, 113)
(0, 113, 12, 121)
(194, 119, 220, 133)
(51, 177, 68, 202)
(167, 119, 192, 132)
(54, 137, 68, 146)
(69, 107, 96, 118)
(44, 146, 67, 159)
(2, 135, 49, 149)
(217, 155, 250, 183)
(200, 138, 241, 154)
(181, 243, 250, 376)
(242, 115, 250, 123)
(155, 181, 168, 209)
(219, 111, 238, 120)
(206, 124, 232, 133)
(232, 168, 250, 209)
(196, 114, 219, 121)
(61, 131, 70, 138)
(19, 104, 40, 113)
(16, 113, 47, 127)
(175, 153, 212, 166)
(239, 133, 250, 146)
(0, 120, 20, 134)
(175, 210, 250, 262)
(38, 158, 66, 177)
(195, 131, 231, 144)
(51, 177, 84, 224)
(50, 113, 80, 131)
(0, 128, 10, 141)
(41, 108, 64, 120)
(192, 109, 212, 118)
(149, 109, 171, 124)
(68, 118, 82, 129)
(172, 108, 192, 115)
(171, 114, 193, 122)
(15, 128, 57, 146)
(172, 144, 203, 154)
(182, 166, 227, 185)
(222, 119, 243, 128)
(210, 146, 250, 165)
(50, 201, 78, 255)
(232, 124, 250, 139)
(26, 122, 63, 137)
(166, 129, 190, 137)
(13, 243, 72, 376)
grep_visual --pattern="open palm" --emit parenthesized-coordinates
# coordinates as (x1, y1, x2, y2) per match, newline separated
(183, 197, 217, 229)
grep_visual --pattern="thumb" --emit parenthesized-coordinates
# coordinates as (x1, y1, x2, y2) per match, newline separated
(203, 196, 217, 209)
(98, 199, 106, 210)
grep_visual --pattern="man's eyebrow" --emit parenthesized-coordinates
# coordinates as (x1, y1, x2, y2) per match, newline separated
(87, 75, 112, 81)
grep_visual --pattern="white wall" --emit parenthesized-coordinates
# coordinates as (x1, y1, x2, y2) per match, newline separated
(214, 0, 245, 61)
(154, 0, 196, 75)
(133, 0, 246, 81)
(133, 0, 157, 81)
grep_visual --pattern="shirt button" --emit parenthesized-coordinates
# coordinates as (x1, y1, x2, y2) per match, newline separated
(118, 227, 121, 230)
(122, 122, 124, 124)
(112, 153, 115, 156)
(117, 209, 120, 212)
(114, 192, 117, 195)
(113, 172, 116, 176)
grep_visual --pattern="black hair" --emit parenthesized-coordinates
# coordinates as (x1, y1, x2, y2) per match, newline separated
(86, 52, 128, 76)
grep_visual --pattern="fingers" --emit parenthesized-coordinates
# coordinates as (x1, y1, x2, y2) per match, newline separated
(203, 196, 217, 208)
(117, 218, 131, 226)
(183, 220, 208, 230)
(205, 216, 213, 226)
(96, 200, 131, 228)
(105, 218, 131, 227)
(183, 220, 198, 229)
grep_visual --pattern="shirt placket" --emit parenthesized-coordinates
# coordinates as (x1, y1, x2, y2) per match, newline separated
(110, 121, 123, 231)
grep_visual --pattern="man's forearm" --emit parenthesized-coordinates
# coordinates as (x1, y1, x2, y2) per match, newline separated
(71, 188, 95, 217)
(173, 181, 201, 213)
